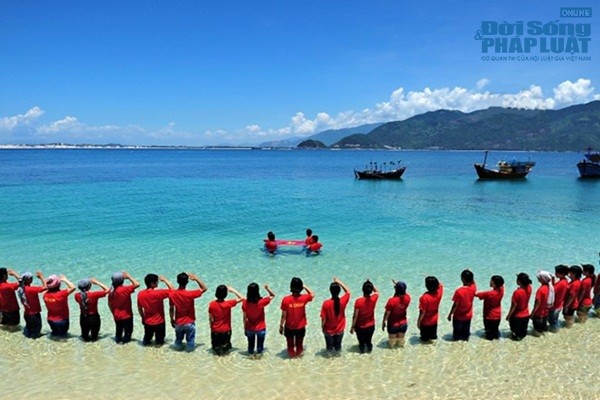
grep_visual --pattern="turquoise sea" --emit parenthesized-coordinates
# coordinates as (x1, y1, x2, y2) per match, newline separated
(0, 149, 599, 399)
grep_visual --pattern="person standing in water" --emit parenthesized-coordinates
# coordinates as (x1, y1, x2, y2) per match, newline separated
(243, 283, 275, 358)
(320, 277, 351, 355)
(108, 271, 140, 344)
(506, 272, 532, 340)
(447, 269, 477, 342)
(417, 276, 444, 343)
(137, 274, 174, 346)
(350, 279, 379, 354)
(169, 272, 208, 351)
(43, 274, 76, 337)
(0, 268, 22, 329)
(209, 284, 244, 356)
(475, 275, 504, 340)
(75, 277, 110, 342)
(382, 280, 410, 348)
(280, 277, 314, 358)
(17, 271, 47, 338)
(531, 271, 553, 337)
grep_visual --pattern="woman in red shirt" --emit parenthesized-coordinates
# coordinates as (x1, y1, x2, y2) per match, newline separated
(563, 265, 582, 328)
(417, 276, 443, 343)
(531, 271, 553, 336)
(264, 231, 278, 254)
(43, 274, 76, 337)
(350, 279, 379, 354)
(75, 277, 110, 342)
(209, 284, 244, 356)
(242, 283, 275, 358)
(475, 275, 504, 340)
(17, 271, 47, 338)
(579, 264, 595, 323)
(506, 272, 532, 340)
(382, 280, 410, 348)
(279, 277, 314, 358)
(320, 277, 350, 354)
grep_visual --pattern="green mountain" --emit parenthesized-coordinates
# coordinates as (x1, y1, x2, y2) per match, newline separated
(297, 139, 327, 149)
(331, 101, 600, 151)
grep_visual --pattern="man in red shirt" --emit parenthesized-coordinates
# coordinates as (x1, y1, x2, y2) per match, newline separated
(169, 272, 207, 351)
(549, 265, 569, 331)
(563, 265, 582, 328)
(209, 284, 244, 355)
(108, 271, 140, 344)
(475, 275, 504, 340)
(417, 276, 443, 343)
(17, 271, 47, 338)
(137, 274, 173, 346)
(447, 269, 477, 341)
(0, 268, 22, 328)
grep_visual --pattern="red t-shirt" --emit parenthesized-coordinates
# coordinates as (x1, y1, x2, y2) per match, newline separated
(475, 287, 504, 320)
(305, 236, 315, 245)
(108, 285, 136, 321)
(0, 282, 19, 312)
(242, 297, 272, 331)
(580, 276, 593, 307)
(169, 289, 204, 325)
(419, 284, 444, 326)
(532, 284, 549, 318)
(552, 278, 568, 311)
(353, 293, 379, 329)
(309, 243, 322, 252)
(138, 288, 171, 325)
(75, 290, 108, 315)
(23, 286, 46, 315)
(385, 294, 411, 327)
(209, 299, 238, 333)
(43, 289, 71, 321)
(511, 285, 532, 318)
(264, 240, 277, 253)
(451, 283, 477, 321)
(320, 292, 350, 335)
(567, 279, 581, 310)
(280, 293, 314, 330)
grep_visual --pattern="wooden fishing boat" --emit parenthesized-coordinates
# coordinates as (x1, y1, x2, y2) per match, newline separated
(354, 161, 406, 180)
(474, 151, 535, 180)
(577, 147, 600, 178)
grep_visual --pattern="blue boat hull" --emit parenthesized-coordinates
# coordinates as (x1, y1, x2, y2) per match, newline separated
(577, 161, 600, 178)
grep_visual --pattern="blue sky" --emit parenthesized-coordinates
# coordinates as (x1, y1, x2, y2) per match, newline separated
(1, 0, 598, 145)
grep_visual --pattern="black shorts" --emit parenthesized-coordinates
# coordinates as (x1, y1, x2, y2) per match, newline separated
(563, 307, 575, 317)
(420, 324, 437, 342)
(284, 327, 306, 338)
(532, 317, 548, 332)
(0, 310, 20, 326)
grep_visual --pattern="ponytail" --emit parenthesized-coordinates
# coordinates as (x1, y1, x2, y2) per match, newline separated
(330, 282, 341, 317)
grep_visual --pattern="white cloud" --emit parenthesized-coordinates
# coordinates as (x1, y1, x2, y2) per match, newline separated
(476, 78, 490, 89)
(553, 78, 598, 104)
(0, 106, 44, 131)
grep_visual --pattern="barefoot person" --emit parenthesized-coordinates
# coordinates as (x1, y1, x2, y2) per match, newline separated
(321, 277, 351, 354)
(169, 272, 208, 351)
(137, 274, 174, 346)
(578, 264, 595, 323)
(563, 266, 582, 328)
(43, 274, 76, 337)
(506, 273, 532, 340)
(0, 268, 22, 329)
(17, 271, 47, 338)
(447, 269, 477, 342)
(475, 275, 504, 340)
(417, 276, 444, 343)
(243, 283, 275, 357)
(108, 271, 140, 344)
(280, 277, 314, 358)
(350, 279, 379, 354)
(209, 284, 244, 356)
(75, 277, 110, 342)
(382, 280, 410, 348)
(549, 265, 569, 331)
(531, 271, 553, 337)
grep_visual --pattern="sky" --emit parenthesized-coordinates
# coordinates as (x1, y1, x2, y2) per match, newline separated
(0, 0, 598, 145)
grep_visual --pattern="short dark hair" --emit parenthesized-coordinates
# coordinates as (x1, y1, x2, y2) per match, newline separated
(516, 273, 532, 287)
(144, 273, 159, 288)
(290, 277, 303, 293)
(555, 264, 569, 276)
(306, 228, 312, 236)
(491, 275, 504, 288)
(425, 276, 439, 292)
(267, 231, 275, 241)
(215, 284, 228, 300)
(0, 267, 7, 281)
(177, 272, 189, 287)
(569, 265, 583, 278)
(461, 269, 474, 284)
(362, 280, 374, 297)
(312, 235, 319, 242)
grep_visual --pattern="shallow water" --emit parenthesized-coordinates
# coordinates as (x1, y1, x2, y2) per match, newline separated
(0, 149, 598, 399)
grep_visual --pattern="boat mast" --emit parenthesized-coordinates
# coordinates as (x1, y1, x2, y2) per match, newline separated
(482, 150, 489, 167)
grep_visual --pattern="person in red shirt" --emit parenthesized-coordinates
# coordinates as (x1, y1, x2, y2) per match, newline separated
(578, 264, 595, 323)
(447, 269, 477, 341)
(593, 263, 600, 317)
(43, 274, 76, 337)
(137, 274, 174, 346)
(320, 277, 350, 354)
(169, 272, 208, 351)
(75, 277, 109, 342)
(531, 271, 553, 336)
(108, 271, 140, 344)
(243, 282, 275, 357)
(264, 231, 278, 254)
(475, 275, 504, 340)
(417, 276, 443, 343)
(382, 280, 410, 348)
(506, 272, 532, 340)
(0, 267, 22, 328)
(279, 277, 314, 358)
(563, 265, 582, 328)
(17, 271, 47, 338)
(209, 284, 244, 356)
(350, 279, 379, 354)
(305, 228, 315, 245)
(306, 235, 323, 255)
(549, 265, 569, 331)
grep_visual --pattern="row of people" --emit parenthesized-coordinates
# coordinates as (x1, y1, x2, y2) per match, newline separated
(0, 265, 598, 357)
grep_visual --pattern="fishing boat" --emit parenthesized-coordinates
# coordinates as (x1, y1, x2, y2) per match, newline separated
(577, 147, 600, 178)
(354, 161, 406, 180)
(474, 151, 535, 180)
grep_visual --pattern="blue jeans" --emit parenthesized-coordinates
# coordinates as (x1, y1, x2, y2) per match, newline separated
(324, 333, 344, 351)
(24, 313, 42, 338)
(175, 323, 196, 350)
(48, 319, 69, 337)
(245, 329, 266, 354)
(548, 309, 560, 328)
